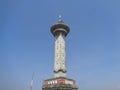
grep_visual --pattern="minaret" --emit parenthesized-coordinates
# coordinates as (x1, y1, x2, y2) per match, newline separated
(42, 16, 78, 90)
(51, 15, 69, 78)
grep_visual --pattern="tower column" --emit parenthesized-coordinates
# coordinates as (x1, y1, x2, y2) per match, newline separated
(50, 17, 70, 78)
(54, 33, 66, 77)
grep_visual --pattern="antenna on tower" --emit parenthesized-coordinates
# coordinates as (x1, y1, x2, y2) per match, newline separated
(30, 73, 34, 90)
(58, 15, 62, 22)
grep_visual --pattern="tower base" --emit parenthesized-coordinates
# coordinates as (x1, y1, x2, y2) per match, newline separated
(42, 77, 78, 90)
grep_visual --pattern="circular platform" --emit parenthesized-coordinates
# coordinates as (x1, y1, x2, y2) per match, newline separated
(42, 77, 78, 90)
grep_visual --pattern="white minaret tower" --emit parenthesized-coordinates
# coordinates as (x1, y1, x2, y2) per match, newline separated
(51, 16, 70, 78)
(42, 17, 78, 90)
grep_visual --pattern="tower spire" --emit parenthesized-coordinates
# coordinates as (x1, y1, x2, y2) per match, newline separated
(58, 15, 62, 22)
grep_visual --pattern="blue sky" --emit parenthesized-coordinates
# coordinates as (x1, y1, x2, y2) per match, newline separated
(0, 0, 120, 90)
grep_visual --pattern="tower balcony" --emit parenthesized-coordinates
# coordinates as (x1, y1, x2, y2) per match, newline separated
(51, 21, 70, 37)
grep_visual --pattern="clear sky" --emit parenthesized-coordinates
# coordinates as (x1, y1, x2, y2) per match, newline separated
(0, 0, 120, 90)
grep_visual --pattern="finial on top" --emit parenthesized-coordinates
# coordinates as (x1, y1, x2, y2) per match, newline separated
(58, 15, 62, 22)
